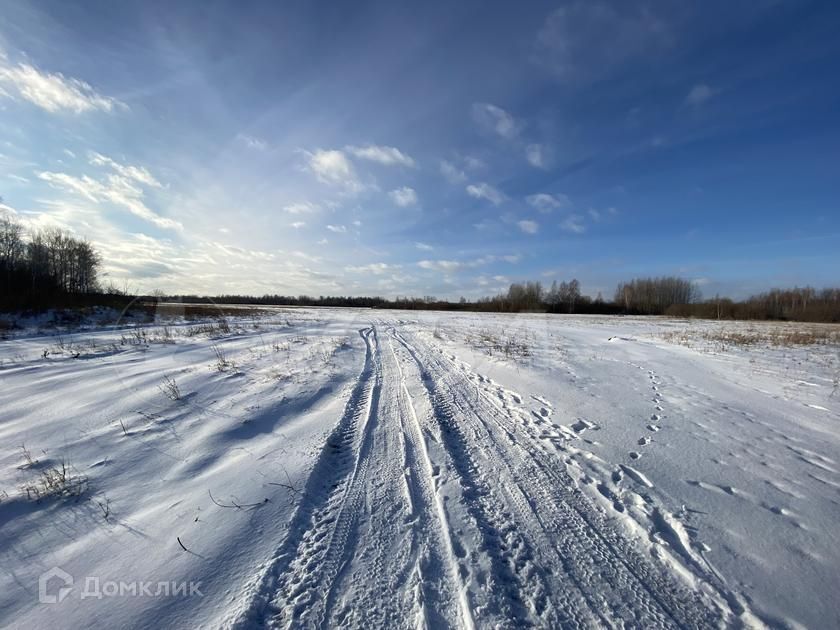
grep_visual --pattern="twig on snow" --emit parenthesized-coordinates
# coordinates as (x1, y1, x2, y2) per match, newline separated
(267, 467, 301, 495)
(208, 490, 268, 510)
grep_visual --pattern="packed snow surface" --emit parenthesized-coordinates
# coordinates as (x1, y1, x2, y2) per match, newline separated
(1, 307, 838, 628)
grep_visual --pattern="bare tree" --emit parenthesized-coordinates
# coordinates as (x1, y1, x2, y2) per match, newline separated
(0, 213, 102, 308)
(614, 277, 701, 314)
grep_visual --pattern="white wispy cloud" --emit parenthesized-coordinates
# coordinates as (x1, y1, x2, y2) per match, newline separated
(472, 102, 520, 139)
(417, 254, 519, 274)
(0, 202, 18, 216)
(37, 171, 102, 203)
(89, 152, 161, 188)
(10, 194, 352, 296)
(560, 214, 586, 233)
(526, 143, 550, 169)
(685, 83, 714, 106)
(526, 192, 569, 213)
(463, 156, 485, 170)
(302, 149, 363, 193)
(517, 219, 539, 234)
(283, 201, 319, 214)
(389, 186, 418, 207)
(418, 259, 463, 272)
(346, 262, 401, 275)
(534, 3, 671, 81)
(0, 54, 125, 113)
(290, 250, 322, 263)
(588, 206, 616, 221)
(38, 163, 183, 230)
(326, 224, 347, 233)
(346, 144, 415, 167)
(290, 221, 306, 229)
(440, 160, 466, 184)
(466, 182, 505, 205)
(237, 134, 268, 150)
(415, 242, 434, 251)
(98, 233, 182, 281)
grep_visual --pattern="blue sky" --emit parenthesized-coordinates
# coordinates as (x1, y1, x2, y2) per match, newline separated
(1, 0, 838, 299)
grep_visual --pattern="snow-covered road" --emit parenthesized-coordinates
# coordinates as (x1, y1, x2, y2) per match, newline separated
(1, 309, 838, 628)
(244, 324, 716, 627)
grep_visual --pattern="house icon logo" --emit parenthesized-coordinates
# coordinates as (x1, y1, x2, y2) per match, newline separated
(38, 567, 74, 604)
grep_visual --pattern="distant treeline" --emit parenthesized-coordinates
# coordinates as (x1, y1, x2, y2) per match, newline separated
(1, 213, 102, 310)
(667, 287, 840, 323)
(2, 208, 838, 321)
(157, 282, 622, 314)
(162, 276, 840, 322)
(615, 277, 700, 314)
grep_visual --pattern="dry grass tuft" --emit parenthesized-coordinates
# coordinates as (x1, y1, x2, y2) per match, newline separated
(661, 322, 840, 351)
(466, 328, 532, 360)
(20, 457, 88, 501)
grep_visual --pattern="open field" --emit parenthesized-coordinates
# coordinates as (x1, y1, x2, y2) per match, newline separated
(1, 307, 838, 628)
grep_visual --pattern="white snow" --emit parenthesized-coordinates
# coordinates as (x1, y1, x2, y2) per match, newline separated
(1, 308, 838, 628)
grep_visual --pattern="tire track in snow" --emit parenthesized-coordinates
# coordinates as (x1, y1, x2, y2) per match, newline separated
(391, 330, 598, 627)
(387, 333, 475, 630)
(234, 327, 380, 628)
(236, 324, 723, 628)
(392, 328, 722, 628)
(237, 325, 472, 629)
(321, 329, 471, 628)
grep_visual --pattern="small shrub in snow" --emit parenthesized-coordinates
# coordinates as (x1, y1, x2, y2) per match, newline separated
(93, 495, 111, 520)
(18, 443, 37, 469)
(121, 327, 148, 346)
(21, 458, 88, 501)
(184, 319, 231, 337)
(318, 347, 333, 366)
(271, 369, 292, 382)
(465, 328, 531, 361)
(159, 374, 182, 400)
(155, 326, 176, 344)
(211, 344, 235, 372)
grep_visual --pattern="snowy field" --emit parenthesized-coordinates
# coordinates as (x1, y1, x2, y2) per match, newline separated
(0, 306, 838, 629)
